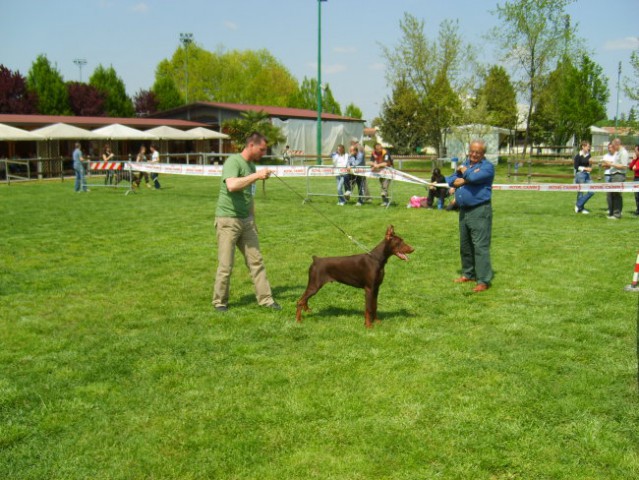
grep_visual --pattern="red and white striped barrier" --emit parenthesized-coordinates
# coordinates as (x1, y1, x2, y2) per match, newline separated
(90, 162, 124, 170)
(626, 251, 639, 292)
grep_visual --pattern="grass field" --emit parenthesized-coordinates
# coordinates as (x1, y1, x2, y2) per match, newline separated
(1, 167, 638, 479)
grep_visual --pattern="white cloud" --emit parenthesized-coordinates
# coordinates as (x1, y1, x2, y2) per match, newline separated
(224, 21, 239, 31)
(603, 37, 639, 51)
(368, 62, 385, 71)
(324, 64, 347, 74)
(130, 3, 149, 13)
(334, 46, 357, 54)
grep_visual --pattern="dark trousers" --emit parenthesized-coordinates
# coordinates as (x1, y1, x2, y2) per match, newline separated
(607, 173, 625, 217)
(459, 202, 493, 285)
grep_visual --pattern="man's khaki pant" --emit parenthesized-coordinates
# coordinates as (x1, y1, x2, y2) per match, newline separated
(213, 216, 274, 308)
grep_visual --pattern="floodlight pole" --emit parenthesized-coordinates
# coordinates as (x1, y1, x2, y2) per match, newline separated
(73, 58, 87, 82)
(614, 61, 621, 136)
(180, 33, 193, 105)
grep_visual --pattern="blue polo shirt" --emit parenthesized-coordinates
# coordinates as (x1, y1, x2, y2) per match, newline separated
(446, 158, 494, 208)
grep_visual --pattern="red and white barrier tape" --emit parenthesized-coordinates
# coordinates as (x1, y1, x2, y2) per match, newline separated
(127, 162, 639, 192)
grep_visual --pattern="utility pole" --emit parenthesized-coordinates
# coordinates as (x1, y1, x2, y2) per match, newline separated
(73, 58, 87, 82)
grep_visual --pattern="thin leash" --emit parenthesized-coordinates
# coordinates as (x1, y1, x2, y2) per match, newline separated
(271, 173, 372, 254)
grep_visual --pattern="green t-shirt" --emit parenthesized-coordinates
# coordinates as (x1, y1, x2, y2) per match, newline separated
(215, 153, 256, 218)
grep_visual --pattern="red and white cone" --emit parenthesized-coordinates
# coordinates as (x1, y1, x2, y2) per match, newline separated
(624, 251, 639, 292)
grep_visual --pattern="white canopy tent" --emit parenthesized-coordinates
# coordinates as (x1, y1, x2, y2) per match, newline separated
(186, 127, 229, 140)
(92, 123, 159, 140)
(145, 125, 198, 140)
(0, 123, 45, 141)
(32, 123, 103, 140)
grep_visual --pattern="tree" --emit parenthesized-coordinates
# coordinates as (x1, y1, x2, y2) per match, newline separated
(533, 54, 608, 144)
(157, 45, 299, 106)
(288, 76, 341, 114)
(379, 79, 427, 154)
(151, 75, 183, 112)
(26, 54, 71, 115)
(491, 0, 576, 156)
(67, 82, 106, 116)
(474, 65, 518, 130)
(133, 89, 158, 117)
(89, 65, 134, 117)
(344, 103, 363, 120)
(381, 14, 470, 156)
(0, 65, 37, 113)
(624, 49, 639, 107)
(222, 110, 285, 151)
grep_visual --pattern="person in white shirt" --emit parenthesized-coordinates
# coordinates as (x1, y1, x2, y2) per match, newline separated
(331, 144, 349, 205)
(149, 144, 161, 190)
(602, 138, 628, 219)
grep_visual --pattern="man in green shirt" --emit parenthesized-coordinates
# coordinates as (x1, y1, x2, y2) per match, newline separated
(213, 132, 281, 312)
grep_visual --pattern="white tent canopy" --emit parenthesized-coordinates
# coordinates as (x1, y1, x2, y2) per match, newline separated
(32, 123, 102, 140)
(145, 125, 197, 140)
(186, 127, 229, 140)
(92, 123, 158, 140)
(0, 123, 45, 141)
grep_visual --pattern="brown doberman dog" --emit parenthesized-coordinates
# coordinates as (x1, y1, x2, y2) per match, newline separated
(296, 225, 414, 328)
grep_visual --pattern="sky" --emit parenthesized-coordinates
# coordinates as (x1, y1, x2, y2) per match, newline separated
(1, 0, 638, 123)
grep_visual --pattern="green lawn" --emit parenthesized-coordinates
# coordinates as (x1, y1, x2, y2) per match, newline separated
(1, 168, 638, 479)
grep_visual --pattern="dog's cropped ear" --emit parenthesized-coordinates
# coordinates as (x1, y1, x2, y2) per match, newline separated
(386, 225, 395, 239)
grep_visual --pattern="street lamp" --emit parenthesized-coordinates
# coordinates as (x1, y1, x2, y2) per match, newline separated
(316, 0, 327, 165)
(180, 33, 193, 105)
(73, 58, 87, 82)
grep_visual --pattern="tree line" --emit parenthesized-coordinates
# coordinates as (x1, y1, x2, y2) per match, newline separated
(0, 48, 362, 121)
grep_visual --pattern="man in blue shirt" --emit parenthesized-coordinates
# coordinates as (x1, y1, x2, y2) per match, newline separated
(446, 139, 495, 292)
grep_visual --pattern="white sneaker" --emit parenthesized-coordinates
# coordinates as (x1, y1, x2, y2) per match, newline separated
(574, 206, 579, 213)
(607, 215, 618, 220)
(581, 209, 590, 214)
(337, 202, 345, 206)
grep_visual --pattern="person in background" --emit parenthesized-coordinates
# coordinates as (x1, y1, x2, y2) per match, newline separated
(331, 144, 350, 205)
(102, 144, 115, 185)
(72, 142, 89, 193)
(573, 140, 594, 214)
(446, 139, 495, 293)
(213, 132, 281, 312)
(629, 144, 639, 216)
(149, 144, 161, 190)
(347, 144, 366, 206)
(427, 167, 448, 209)
(602, 138, 628, 219)
(369, 142, 393, 207)
(134, 145, 150, 189)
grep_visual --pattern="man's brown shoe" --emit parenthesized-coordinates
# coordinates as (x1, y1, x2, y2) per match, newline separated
(454, 276, 475, 283)
(472, 283, 490, 292)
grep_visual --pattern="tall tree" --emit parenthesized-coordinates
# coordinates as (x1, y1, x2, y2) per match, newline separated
(491, 0, 576, 156)
(0, 65, 38, 113)
(624, 49, 639, 107)
(381, 14, 470, 156)
(157, 45, 299, 107)
(67, 82, 106, 116)
(222, 110, 285, 150)
(533, 54, 608, 144)
(474, 65, 518, 130)
(151, 75, 183, 112)
(344, 103, 363, 120)
(89, 65, 134, 117)
(26, 54, 71, 115)
(379, 79, 426, 154)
